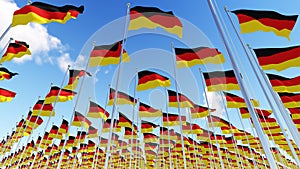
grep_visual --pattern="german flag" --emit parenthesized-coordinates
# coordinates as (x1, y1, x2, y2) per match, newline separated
(141, 120, 159, 133)
(231, 9, 298, 40)
(0, 41, 31, 63)
(0, 67, 18, 81)
(89, 41, 130, 67)
(0, 87, 16, 102)
(207, 115, 230, 128)
(162, 113, 186, 126)
(63, 69, 90, 90)
(58, 119, 69, 134)
(26, 115, 43, 129)
(124, 127, 137, 139)
(143, 133, 159, 143)
(223, 92, 259, 108)
(139, 102, 162, 117)
(86, 101, 109, 121)
(253, 46, 300, 71)
(266, 73, 300, 92)
(71, 111, 92, 130)
(239, 108, 272, 119)
(278, 92, 300, 108)
(167, 89, 194, 108)
(87, 126, 98, 138)
(129, 6, 182, 38)
(203, 70, 240, 91)
(160, 127, 177, 140)
(175, 46, 225, 68)
(137, 70, 170, 91)
(107, 88, 136, 105)
(182, 122, 203, 134)
(102, 119, 121, 133)
(32, 100, 55, 117)
(190, 104, 214, 119)
(12, 2, 84, 27)
(288, 108, 300, 120)
(48, 125, 60, 139)
(44, 86, 76, 104)
(118, 112, 133, 128)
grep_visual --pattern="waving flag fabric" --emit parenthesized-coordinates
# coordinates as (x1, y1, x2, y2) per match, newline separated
(190, 104, 213, 119)
(63, 69, 90, 90)
(86, 101, 109, 121)
(167, 89, 194, 108)
(0, 41, 31, 63)
(141, 120, 159, 133)
(253, 46, 300, 71)
(107, 88, 136, 105)
(71, 111, 92, 130)
(0, 67, 18, 81)
(278, 92, 300, 108)
(223, 92, 259, 108)
(232, 9, 298, 40)
(12, 2, 84, 27)
(203, 70, 240, 91)
(266, 73, 300, 92)
(32, 100, 55, 117)
(162, 113, 186, 126)
(139, 102, 162, 117)
(129, 6, 183, 38)
(44, 86, 76, 104)
(137, 70, 170, 91)
(0, 88, 16, 102)
(175, 46, 225, 68)
(89, 41, 129, 67)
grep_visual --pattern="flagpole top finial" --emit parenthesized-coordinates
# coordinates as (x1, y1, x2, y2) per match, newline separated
(246, 44, 251, 48)
(92, 41, 96, 47)
(10, 37, 13, 41)
(224, 6, 228, 11)
(127, 3, 130, 8)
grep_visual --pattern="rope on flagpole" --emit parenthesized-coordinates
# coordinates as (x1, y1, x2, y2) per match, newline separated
(104, 3, 131, 169)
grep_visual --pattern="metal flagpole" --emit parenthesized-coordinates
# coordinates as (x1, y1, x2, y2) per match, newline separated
(164, 87, 174, 169)
(170, 42, 189, 169)
(224, 8, 300, 166)
(0, 24, 12, 43)
(104, 3, 131, 169)
(206, 0, 277, 168)
(198, 68, 225, 169)
(186, 108, 199, 169)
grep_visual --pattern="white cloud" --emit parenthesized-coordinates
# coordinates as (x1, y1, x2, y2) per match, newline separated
(202, 89, 225, 117)
(0, 0, 67, 67)
(57, 53, 74, 72)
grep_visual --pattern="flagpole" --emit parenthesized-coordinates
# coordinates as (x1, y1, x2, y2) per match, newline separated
(198, 68, 225, 169)
(163, 87, 174, 169)
(206, 0, 277, 168)
(170, 42, 189, 169)
(186, 108, 199, 169)
(0, 24, 12, 43)
(104, 3, 130, 169)
(224, 8, 300, 166)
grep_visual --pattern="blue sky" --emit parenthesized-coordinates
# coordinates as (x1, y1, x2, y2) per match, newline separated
(0, 0, 300, 159)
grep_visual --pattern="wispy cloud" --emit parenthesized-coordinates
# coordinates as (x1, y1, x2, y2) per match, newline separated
(202, 89, 225, 117)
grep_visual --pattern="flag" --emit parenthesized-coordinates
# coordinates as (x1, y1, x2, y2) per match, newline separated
(124, 127, 137, 139)
(239, 108, 272, 119)
(12, 2, 84, 27)
(288, 108, 300, 120)
(63, 69, 90, 90)
(278, 92, 300, 108)
(207, 115, 230, 127)
(0, 41, 31, 63)
(137, 70, 170, 91)
(107, 88, 136, 105)
(253, 46, 300, 71)
(203, 70, 240, 91)
(71, 111, 92, 129)
(223, 92, 259, 108)
(58, 119, 69, 134)
(182, 122, 203, 134)
(141, 120, 159, 133)
(86, 101, 109, 121)
(190, 104, 214, 119)
(266, 73, 300, 92)
(32, 100, 55, 116)
(0, 67, 18, 81)
(48, 125, 60, 139)
(167, 89, 194, 108)
(102, 119, 121, 133)
(129, 6, 183, 38)
(89, 41, 129, 67)
(231, 9, 298, 40)
(118, 112, 133, 128)
(175, 46, 225, 68)
(162, 113, 186, 126)
(44, 86, 76, 104)
(143, 133, 159, 143)
(87, 126, 98, 138)
(139, 102, 162, 117)
(0, 87, 16, 102)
